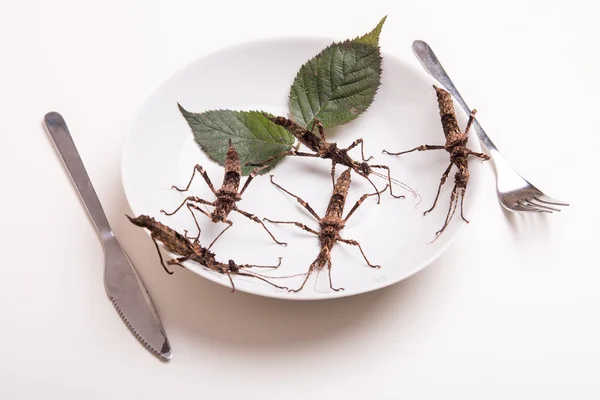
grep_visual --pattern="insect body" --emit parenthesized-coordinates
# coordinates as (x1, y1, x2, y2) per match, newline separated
(249, 115, 409, 203)
(162, 140, 286, 248)
(265, 169, 385, 292)
(127, 215, 289, 292)
(383, 85, 490, 237)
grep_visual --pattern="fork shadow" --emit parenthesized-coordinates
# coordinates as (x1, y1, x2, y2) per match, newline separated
(112, 188, 445, 354)
(499, 195, 552, 238)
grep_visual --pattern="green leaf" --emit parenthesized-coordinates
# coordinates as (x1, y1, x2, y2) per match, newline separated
(288, 17, 386, 129)
(178, 105, 295, 176)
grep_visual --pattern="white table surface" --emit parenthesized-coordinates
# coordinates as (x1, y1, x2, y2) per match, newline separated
(1, 0, 598, 398)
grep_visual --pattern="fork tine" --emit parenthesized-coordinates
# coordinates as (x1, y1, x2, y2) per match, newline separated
(528, 198, 562, 212)
(522, 199, 557, 213)
(511, 204, 545, 213)
(517, 200, 552, 213)
(534, 195, 569, 207)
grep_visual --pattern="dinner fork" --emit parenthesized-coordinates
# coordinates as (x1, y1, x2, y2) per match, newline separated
(412, 40, 569, 213)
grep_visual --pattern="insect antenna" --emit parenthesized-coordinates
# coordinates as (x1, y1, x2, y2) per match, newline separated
(371, 170, 422, 204)
(235, 272, 291, 291)
(314, 268, 328, 294)
(243, 271, 308, 280)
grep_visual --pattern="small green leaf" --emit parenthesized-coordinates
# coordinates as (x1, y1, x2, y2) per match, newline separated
(178, 105, 295, 175)
(289, 17, 386, 129)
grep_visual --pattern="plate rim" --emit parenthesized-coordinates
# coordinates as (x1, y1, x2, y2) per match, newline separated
(121, 35, 484, 301)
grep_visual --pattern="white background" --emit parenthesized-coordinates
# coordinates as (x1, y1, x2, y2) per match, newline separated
(0, 0, 598, 398)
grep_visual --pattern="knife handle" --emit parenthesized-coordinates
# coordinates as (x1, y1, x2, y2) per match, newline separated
(44, 112, 113, 239)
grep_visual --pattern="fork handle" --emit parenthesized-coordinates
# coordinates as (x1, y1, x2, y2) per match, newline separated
(44, 112, 113, 239)
(412, 40, 500, 155)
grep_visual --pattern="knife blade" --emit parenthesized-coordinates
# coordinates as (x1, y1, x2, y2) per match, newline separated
(44, 111, 171, 361)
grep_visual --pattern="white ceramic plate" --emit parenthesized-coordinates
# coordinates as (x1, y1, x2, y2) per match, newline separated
(122, 37, 484, 300)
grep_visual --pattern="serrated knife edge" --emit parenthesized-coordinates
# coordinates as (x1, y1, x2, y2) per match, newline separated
(110, 296, 171, 360)
(103, 240, 172, 361)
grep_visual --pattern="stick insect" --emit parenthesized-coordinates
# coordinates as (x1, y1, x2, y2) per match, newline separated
(265, 168, 386, 292)
(383, 85, 490, 238)
(247, 115, 412, 203)
(161, 140, 286, 248)
(127, 214, 293, 292)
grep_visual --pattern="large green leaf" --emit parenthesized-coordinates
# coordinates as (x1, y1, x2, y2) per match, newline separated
(288, 17, 386, 129)
(178, 105, 295, 175)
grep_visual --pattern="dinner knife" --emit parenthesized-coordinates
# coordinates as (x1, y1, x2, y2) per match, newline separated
(44, 112, 171, 361)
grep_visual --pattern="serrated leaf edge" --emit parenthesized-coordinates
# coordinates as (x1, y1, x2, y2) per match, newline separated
(178, 105, 295, 175)
(287, 41, 383, 128)
(178, 105, 294, 145)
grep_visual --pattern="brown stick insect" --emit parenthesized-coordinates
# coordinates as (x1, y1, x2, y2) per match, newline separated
(247, 115, 413, 203)
(161, 140, 286, 249)
(265, 168, 386, 292)
(127, 214, 294, 292)
(383, 85, 490, 237)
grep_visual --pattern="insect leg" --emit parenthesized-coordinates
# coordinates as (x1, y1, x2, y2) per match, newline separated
(337, 237, 380, 268)
(369, 164, 405, 199)
(459, 187, 469, 223)
(245, 150, 294, 168)
(226, 273, 236, 293)
(173, 164, 217, 194)
(269, 175, 321, 220)
(151, 236, 174, 275)
(293, 151, 320, 157)
(344, 184, 389, 222)
(246, 149, 318, 168)
(186, 202, 212, 242)
(313, 119, 326, 140)
(467, 150, 490, 160)
(382, 144, 445, 156)
(327, 257, 344, 292)
(344, 138, 373, 162)
(288, 262, 318, 293)
(356, 171, 383, 204)
(166, 256, 190, 269)
(464, 109, 477, 134)
(423, 163, 453, 216)
(208, 220, 233, 250)
(239, 166, 263, 196)
(239, 257, 283, 269)
(234, 207, 288, 246)
(262, 219, 319, 236)
(434, 183, 460, 238)
(161, 196, 214, 217)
